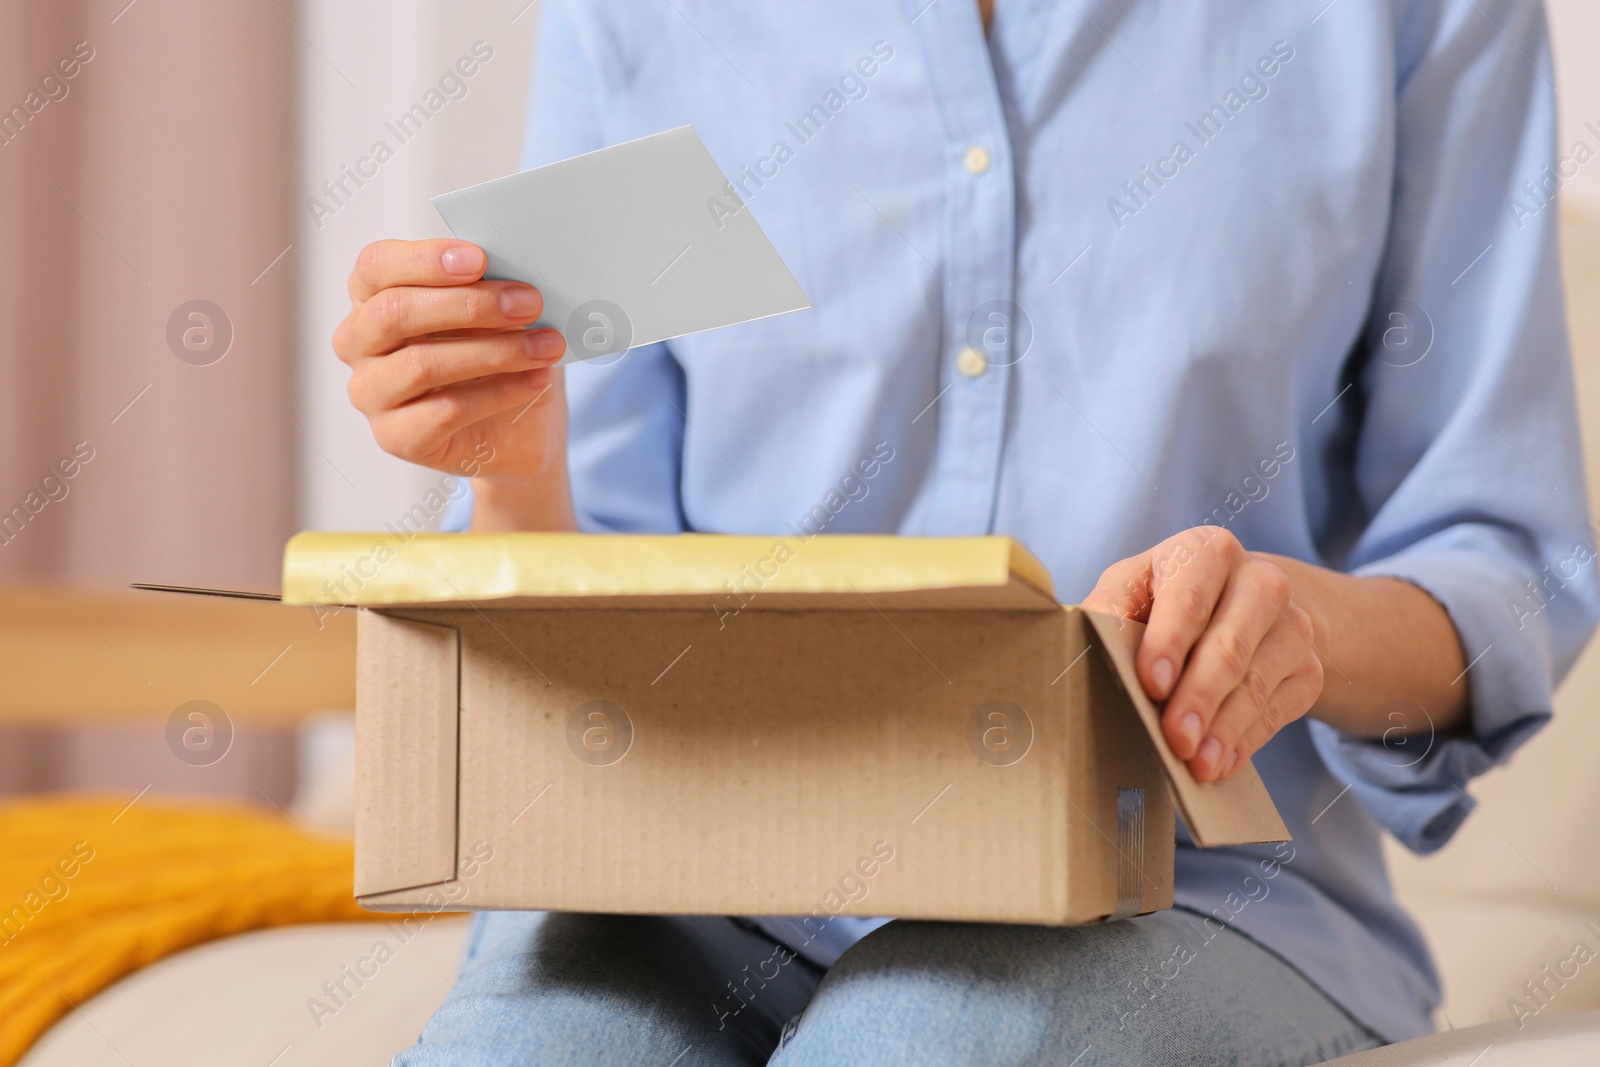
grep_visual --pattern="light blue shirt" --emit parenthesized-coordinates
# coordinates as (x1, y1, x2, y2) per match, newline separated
(465, 0, 1598, 1042)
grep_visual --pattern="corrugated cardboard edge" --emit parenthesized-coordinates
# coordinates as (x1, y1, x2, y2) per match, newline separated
(1060, 609, 1177, 922)
(355, 612, 460, 896)
(1081, 610, 1290, 847)
(280, 532, 1057, 610)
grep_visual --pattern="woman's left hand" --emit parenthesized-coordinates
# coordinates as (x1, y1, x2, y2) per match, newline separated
(1081, 527, 1325, 782)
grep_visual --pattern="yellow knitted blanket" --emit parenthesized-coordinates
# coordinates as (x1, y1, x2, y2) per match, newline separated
(0, 796, 389, 1066)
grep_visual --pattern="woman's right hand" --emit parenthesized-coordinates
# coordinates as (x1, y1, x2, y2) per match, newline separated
(334, 238, 577, 530)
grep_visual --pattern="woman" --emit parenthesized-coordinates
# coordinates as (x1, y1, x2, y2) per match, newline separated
(334, 1, 1595, 1062)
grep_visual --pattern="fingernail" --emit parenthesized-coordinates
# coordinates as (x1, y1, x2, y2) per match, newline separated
(1151, 657, 1174, 696)
(1222, 750, 1239, 776)
(441, 245, 484, 277)
(526, 330, 565, 361)
(1179, 712, 1202, 752)
(499, 286, 539, 319)
(523, 367, 550, 389)
(1198, 737, 1222, 774)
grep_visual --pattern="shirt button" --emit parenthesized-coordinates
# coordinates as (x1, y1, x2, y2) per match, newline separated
(957, 347, 987, 377)
(963, 145, 990, 175)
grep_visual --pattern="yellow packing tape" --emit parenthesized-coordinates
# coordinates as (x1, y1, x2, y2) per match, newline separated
(281, 531, 1057, 607)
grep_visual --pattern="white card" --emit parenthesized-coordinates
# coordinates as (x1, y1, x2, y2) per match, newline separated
(433, 126, 811, 365)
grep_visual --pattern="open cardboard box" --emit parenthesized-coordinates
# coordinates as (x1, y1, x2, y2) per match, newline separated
(278, 532, 1288, 925)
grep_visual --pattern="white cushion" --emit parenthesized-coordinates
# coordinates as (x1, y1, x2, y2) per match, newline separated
(1325, 1010, 1600, 1065)
(20, 919, 467, 1067)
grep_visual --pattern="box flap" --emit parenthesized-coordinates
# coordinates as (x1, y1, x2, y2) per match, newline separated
(1082, 610, 1290, 847)
(129, 582, 281, 602)
(281, 532, 1058, 611)
(355, 612, 459, 896)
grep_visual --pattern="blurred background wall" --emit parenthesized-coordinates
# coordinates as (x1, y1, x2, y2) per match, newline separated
(0, 0, 297, 592)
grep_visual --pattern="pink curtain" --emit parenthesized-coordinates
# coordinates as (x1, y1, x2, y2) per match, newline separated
(0, 0, 296, 590)
(0, 0, 300, 800)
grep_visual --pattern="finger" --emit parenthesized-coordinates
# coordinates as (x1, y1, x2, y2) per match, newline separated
(1137, 528, 1241, 703)
(1080, 555, 1156, 622)
(349, 239, 488, 302)
(1184, 611, 1306, 780)
(341, 281, 544, 359)
(1226, 619, 1322, 775)
(371, 369, 552, 465)
(1217, 669, 1321, 781)
(349, 329, 566, 411)
(1160, 557, 1288, 760)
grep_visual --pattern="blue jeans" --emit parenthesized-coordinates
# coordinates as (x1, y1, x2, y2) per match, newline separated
(394, 909, 1383, 1066)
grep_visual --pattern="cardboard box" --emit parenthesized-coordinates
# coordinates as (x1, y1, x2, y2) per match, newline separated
(281, 532, 1288, 925)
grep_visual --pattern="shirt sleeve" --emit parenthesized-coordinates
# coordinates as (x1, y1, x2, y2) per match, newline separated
(1308, 0, 1599, 854)
(507, 0, 689, 534)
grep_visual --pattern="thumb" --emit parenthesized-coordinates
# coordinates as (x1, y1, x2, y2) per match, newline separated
(1080, 556, 1155, 622)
